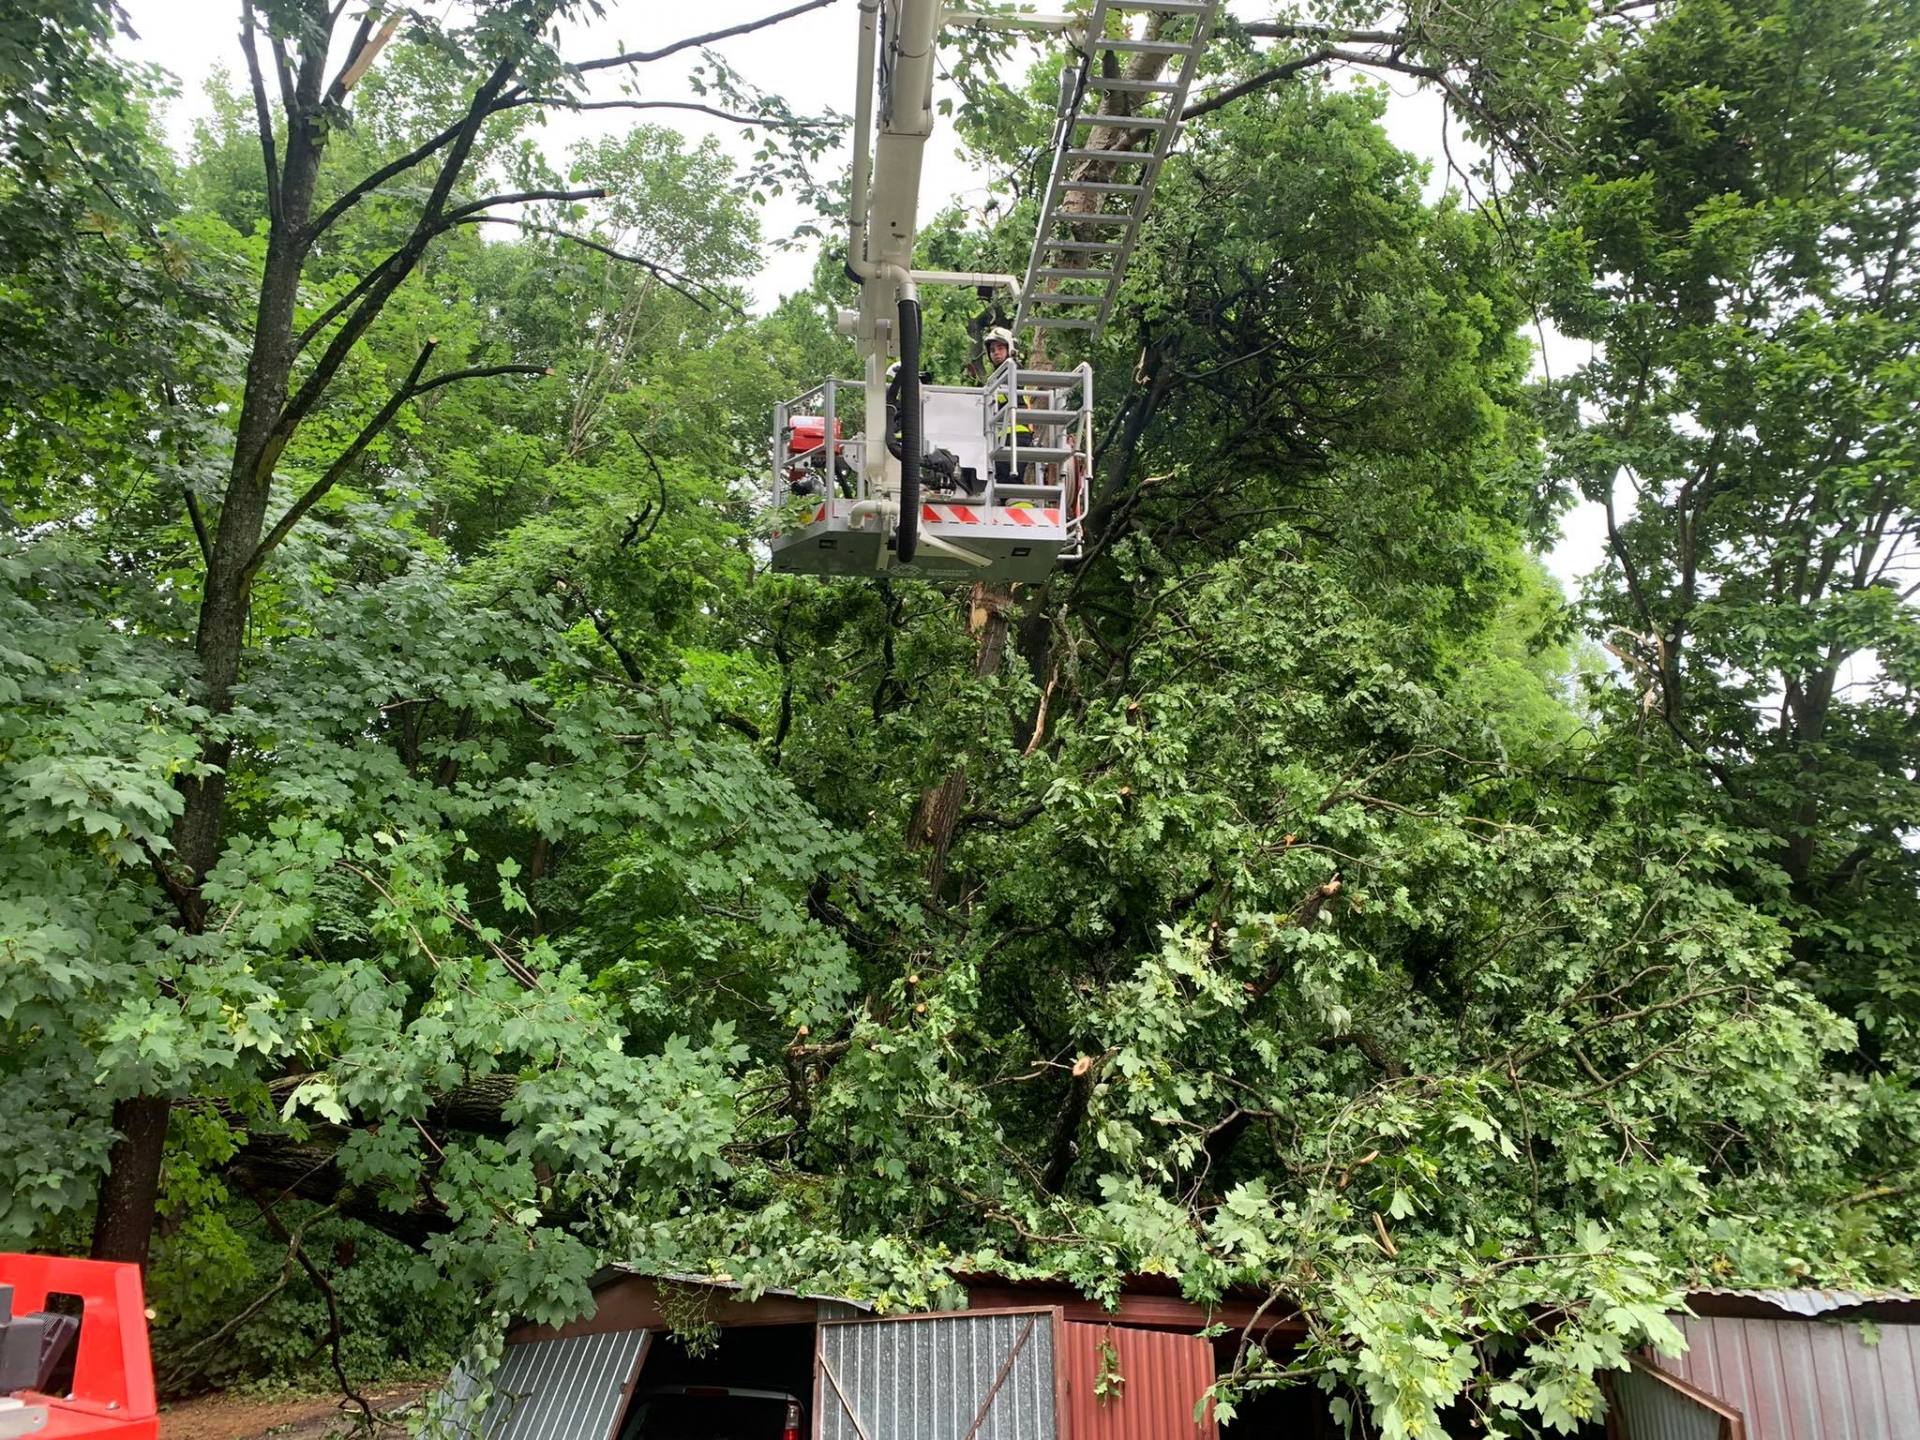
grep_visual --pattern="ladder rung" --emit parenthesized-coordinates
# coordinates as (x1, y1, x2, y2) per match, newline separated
(1063, 148, 1152, 164)
(1061, 181, 1146, 195)
(1010, 408, 1080, 424)
(1107, 0, 1214, 12)
(1036, 267, 1113, 280)
(1031, 291, 1105, 305)
(1025, 317, 1099, 330)
(1012, 369, 1089, 386)
(1048, 240, 1125, 254)
(1086, 77, 1179, 94)
(992, 445, 1077, 462)
(1044, 211, 1137, 226)
(1098, 38, 1192, 55)
(1071, 113, 1171, 129)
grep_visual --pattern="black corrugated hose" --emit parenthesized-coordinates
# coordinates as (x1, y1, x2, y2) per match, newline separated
(894, 296, 921, 564)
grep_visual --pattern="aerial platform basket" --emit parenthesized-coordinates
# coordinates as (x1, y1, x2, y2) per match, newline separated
(768, 362, 1092, 582)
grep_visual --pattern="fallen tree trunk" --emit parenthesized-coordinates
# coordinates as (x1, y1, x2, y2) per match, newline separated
(218, 1074, 523, 1248)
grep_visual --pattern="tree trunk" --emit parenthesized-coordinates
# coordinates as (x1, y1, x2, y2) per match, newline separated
(89, 12, 333, 1265)
(89, 1096, 173, 1265)
(910, 584, 1013, 894)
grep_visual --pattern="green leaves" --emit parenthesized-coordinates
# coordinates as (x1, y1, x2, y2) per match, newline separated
(3, 1, 1915, 1426)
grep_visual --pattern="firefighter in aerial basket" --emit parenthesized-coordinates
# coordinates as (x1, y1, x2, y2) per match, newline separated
(984, 326, 1038, 489)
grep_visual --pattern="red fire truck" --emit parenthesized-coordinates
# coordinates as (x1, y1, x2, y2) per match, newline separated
(0, 1255, 155, 1440)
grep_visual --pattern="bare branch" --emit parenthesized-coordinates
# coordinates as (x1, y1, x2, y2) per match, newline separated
(457, 216, 742, 315)
(239, 3, 281, 221)
(409, 361, 552, 399)
(245, 342, 548, 577)
(253, 1197, 374, 1425)
(304, 116, 472, 244)
(572, 0, 837, 75)
(267, 29, 298, 118)
(293, 248, 399, 354)
(305, 178, 601, 354)
(505, 95, 839, 130)
(272, 41, 529, 444)
(1241, 21, 1404, 44)
(184, 485, 211, 566)
(1183, 50, 1332, 121)
(436, 185, 607, 228)
(625, 431, 673, 545)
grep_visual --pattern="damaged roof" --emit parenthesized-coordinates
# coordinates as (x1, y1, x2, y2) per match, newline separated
(1684, 1286, 1920, 1322)
(589, 1264, 874, 1311)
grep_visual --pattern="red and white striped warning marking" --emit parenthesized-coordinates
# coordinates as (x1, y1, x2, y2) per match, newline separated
(921, 505, 1062, 526)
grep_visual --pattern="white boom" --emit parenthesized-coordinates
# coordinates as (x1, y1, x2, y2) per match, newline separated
(843, 0, 953, 565)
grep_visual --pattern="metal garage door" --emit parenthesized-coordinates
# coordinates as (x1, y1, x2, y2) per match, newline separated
(442, 1330, 651, 1440)
(816, 1308, 1063, 1440)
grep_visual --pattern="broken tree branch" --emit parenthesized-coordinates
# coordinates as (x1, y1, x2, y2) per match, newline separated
(253, 1196, 374, 1425)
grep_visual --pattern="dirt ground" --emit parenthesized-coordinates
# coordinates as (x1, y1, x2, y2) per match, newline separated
(159, 1382, 434, 1440)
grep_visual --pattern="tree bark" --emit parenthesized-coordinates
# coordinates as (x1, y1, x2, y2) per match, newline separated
(910, 584, 1013, 894)
(89, 1096, 173, 1265)
(90, 1, 337, 1264)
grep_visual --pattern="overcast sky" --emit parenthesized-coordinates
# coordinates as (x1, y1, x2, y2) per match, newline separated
(112, 0, 1606, 587)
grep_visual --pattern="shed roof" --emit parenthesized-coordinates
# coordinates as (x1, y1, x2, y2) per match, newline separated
(1685, 1288, 1920, 1323)
(589, 1264, 873, 1312)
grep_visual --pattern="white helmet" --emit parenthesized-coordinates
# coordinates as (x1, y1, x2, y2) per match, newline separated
(984, 325, 1019, 361)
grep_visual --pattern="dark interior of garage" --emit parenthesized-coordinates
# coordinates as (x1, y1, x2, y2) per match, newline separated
(615, 1322, 815, 1438)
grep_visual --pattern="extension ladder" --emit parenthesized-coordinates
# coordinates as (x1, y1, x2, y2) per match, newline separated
(1012, 0, 1222, 340)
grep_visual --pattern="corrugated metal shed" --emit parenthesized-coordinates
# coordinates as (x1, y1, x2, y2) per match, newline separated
(1061, 1322, 1217, 1439)
(1614, 1361, 1742, 1440)
(1652, 1314, 1920, 1440)
(445, 1330, 649, 1440)
(816, 1308, 1062, 1440)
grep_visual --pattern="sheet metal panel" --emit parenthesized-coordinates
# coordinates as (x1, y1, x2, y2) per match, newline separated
(444, 1330, 648, 1440)
(817, 1309, 1062, 1440)
(1655, 1317, 1920, 1440)
(1061, 1323, 1216, 1440)
(1614, 1365, 1732, 1440)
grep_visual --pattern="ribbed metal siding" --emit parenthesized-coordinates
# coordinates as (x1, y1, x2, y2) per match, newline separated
(1655, 1317, 1920, 1440)
(817, 1311, 1060, 1440)
(450, 1331, 648, 1440)
(1615, 1365, 1730, 1440)
(1061, 1323, 1217, 1439)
